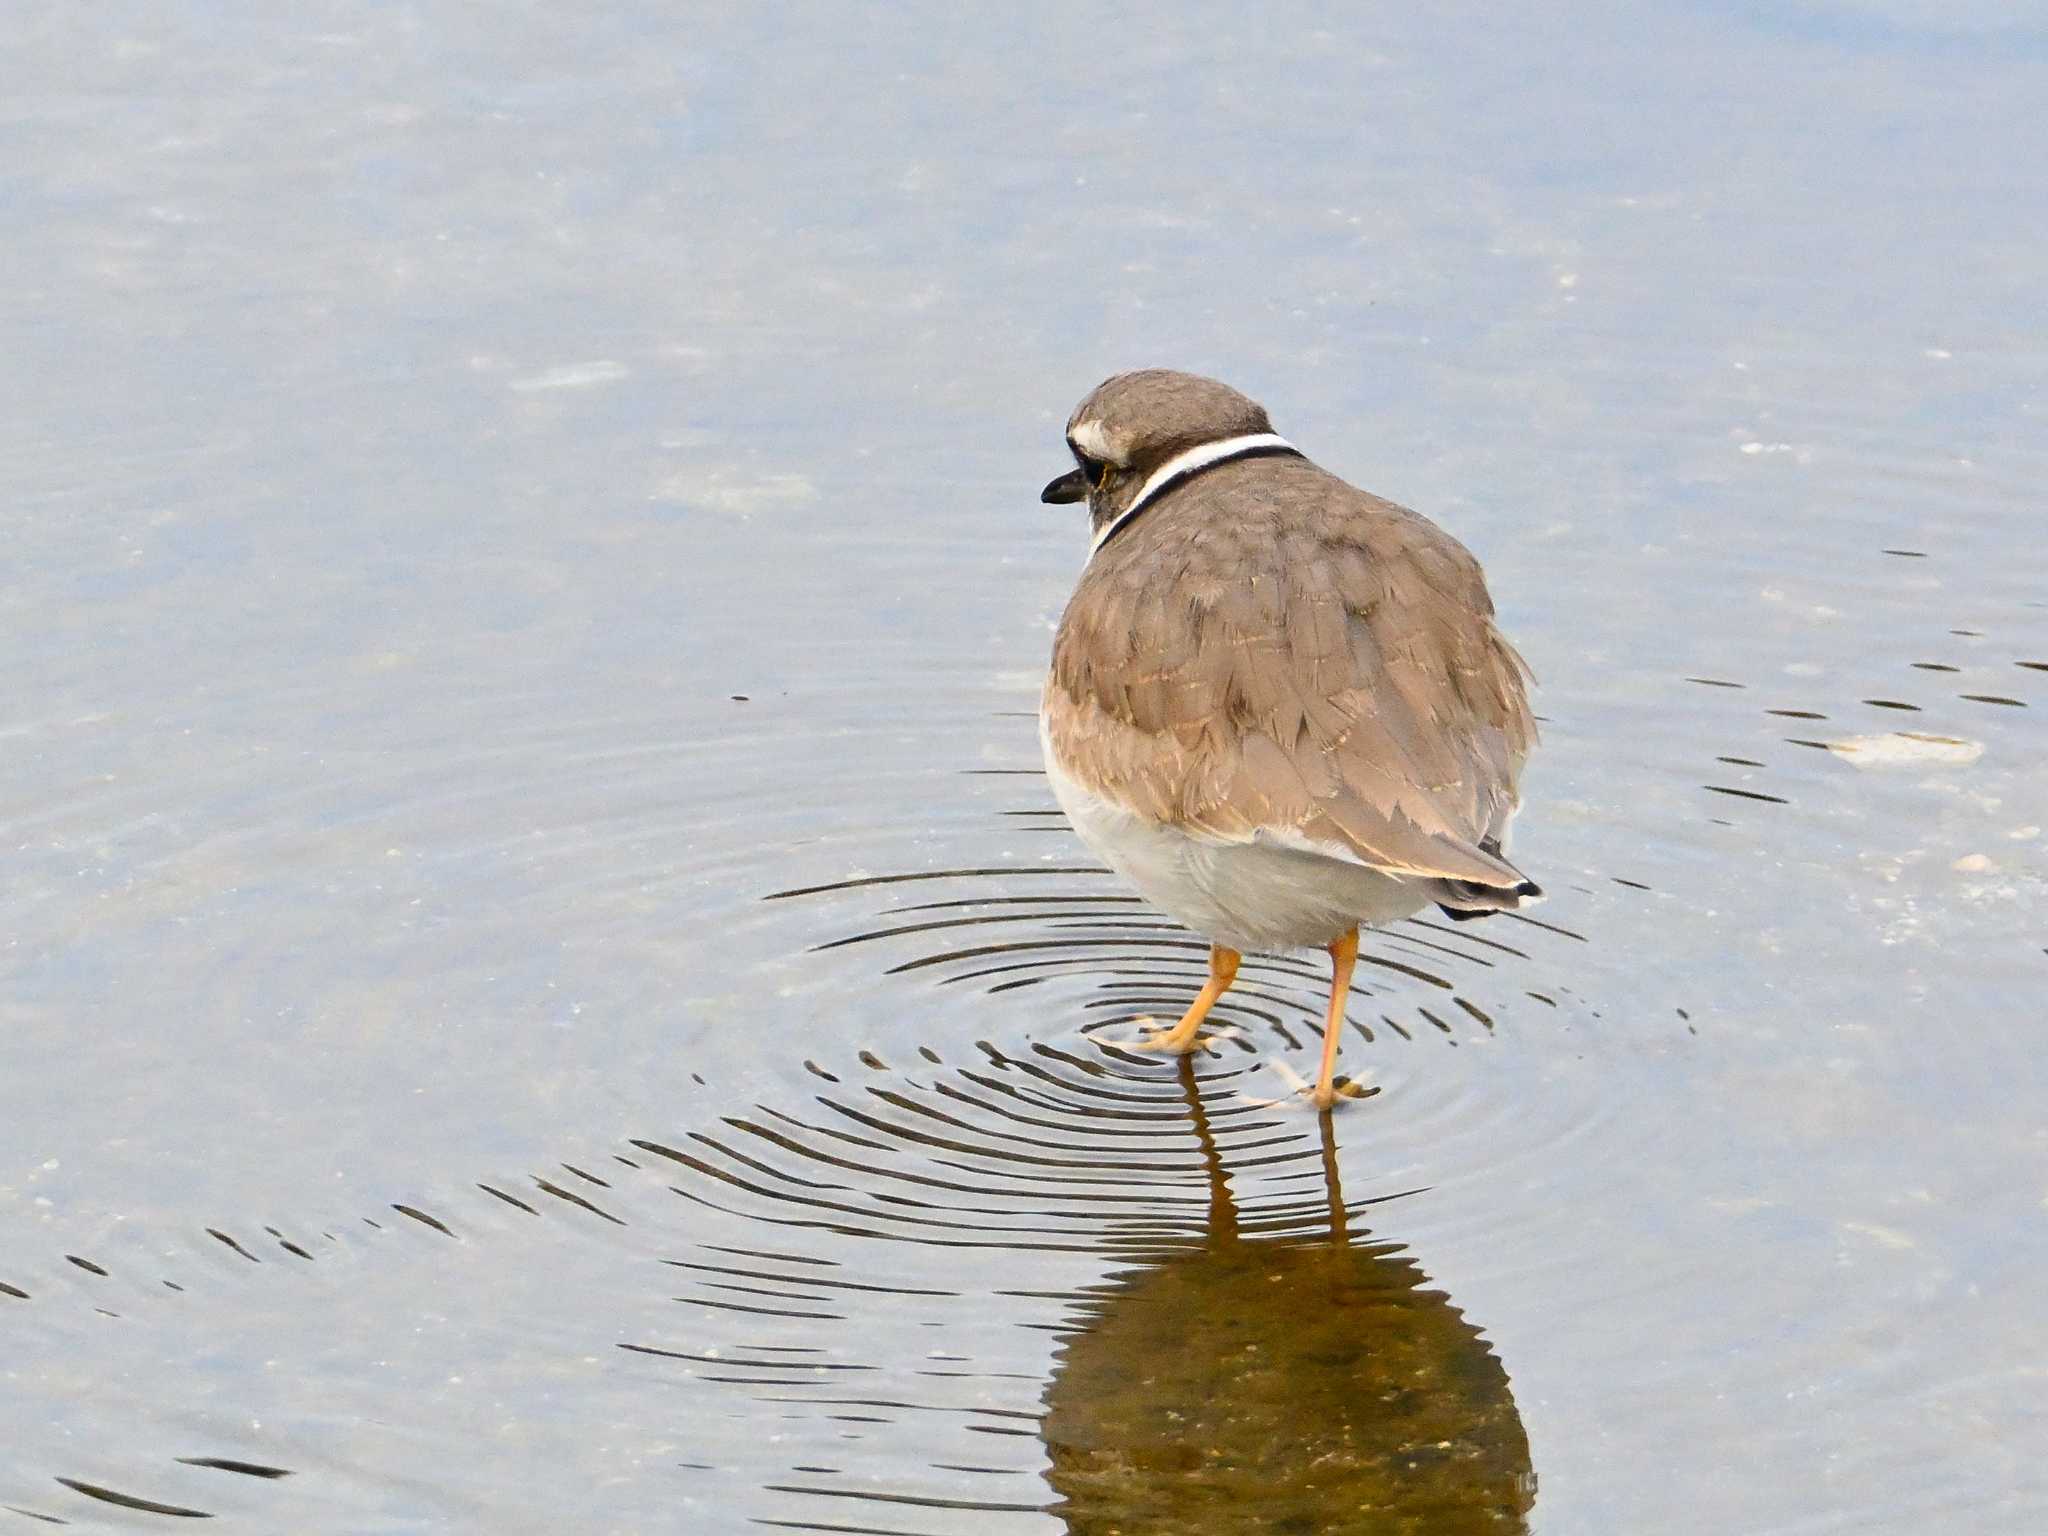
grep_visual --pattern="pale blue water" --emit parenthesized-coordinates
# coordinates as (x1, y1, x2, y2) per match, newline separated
(3, 3, 2044, 1531)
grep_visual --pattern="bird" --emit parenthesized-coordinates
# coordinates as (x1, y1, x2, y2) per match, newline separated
(1037, 369, 1540, 1110)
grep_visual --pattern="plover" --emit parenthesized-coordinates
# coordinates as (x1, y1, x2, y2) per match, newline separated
(1038, 370, 1539, 1109)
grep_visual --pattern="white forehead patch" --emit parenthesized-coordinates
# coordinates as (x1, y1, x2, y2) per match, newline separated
(1067, 418, 1124, 464)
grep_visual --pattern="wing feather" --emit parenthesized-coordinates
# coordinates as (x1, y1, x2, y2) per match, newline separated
(1044, 457, 1537, 890)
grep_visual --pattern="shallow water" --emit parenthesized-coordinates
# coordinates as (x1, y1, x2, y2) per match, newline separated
(4, 3, 2045, 1531)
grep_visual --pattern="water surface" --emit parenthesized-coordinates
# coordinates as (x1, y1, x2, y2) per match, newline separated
(3, 3, 2044, 1531)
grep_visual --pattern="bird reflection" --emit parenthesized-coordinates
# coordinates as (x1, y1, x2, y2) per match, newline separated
(1041, 1059, 1534, 1533)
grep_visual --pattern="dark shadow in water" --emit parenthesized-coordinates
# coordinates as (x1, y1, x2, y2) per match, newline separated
(8, 1458, 295, 1525)
(1043, 1057, 1533, 1535)
(625, 1036, 1530, 1528)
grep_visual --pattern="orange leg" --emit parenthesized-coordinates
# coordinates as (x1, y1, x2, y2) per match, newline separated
(1310, 927, 1360, 1110)
(1139, 945, 1241, 1053)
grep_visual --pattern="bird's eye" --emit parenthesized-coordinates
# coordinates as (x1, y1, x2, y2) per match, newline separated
(1081, 455, 1112, 489)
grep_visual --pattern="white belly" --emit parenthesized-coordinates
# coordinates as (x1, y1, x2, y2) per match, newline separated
(1042, 745, 1428, 954)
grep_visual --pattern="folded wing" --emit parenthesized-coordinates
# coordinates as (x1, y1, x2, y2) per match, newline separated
(1045, 471, 1537, 895)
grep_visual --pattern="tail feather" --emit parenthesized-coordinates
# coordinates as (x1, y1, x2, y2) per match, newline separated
(1432, 837, 1540, 923)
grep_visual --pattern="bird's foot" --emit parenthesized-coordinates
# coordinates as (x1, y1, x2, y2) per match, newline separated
(1244, 1058, 1379, 1111)
(1307, 1077, 1377, 1111)
(1095, 1015, 1226, 1055)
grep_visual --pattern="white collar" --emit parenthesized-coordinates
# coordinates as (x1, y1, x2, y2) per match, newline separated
(1088, 432, 1299, 557)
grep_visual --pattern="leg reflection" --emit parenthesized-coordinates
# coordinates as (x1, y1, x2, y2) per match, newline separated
(1040, 1057, 1535, 1533)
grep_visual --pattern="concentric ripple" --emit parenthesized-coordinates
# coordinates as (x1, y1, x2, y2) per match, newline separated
(623, 1050, 1531, 1533)
(1, 730, 1567, 1533)
(770, 772, 1598, 1079)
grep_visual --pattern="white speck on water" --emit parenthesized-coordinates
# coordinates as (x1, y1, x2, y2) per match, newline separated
(1828, 732, 1983, 768)
(1951, 853, 1995, 873)
(1708, 1196, 1777, 1215)
(656, 472, 818, 514)
(508, 360, 630, 392)
(1840, 1221, 1916, 1252)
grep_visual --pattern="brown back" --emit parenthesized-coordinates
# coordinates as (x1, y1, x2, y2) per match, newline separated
(1044, 453, 1536, 887)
